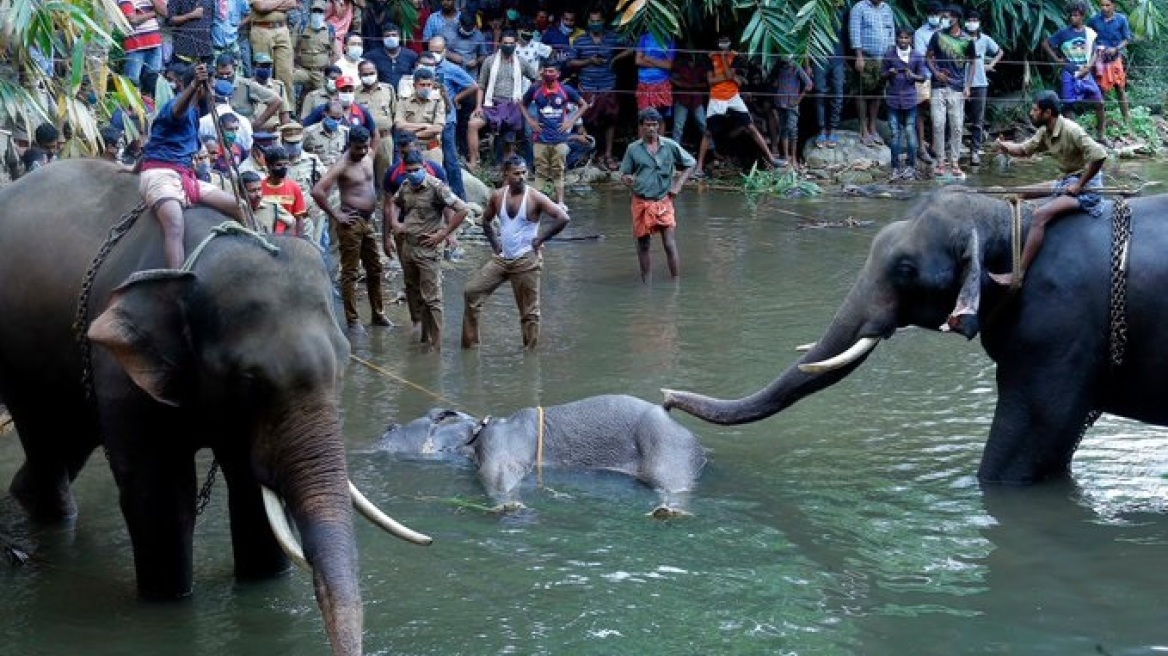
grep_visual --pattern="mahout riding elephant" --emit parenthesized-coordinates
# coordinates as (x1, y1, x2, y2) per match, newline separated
(0, 160, 430, 656)
(665, 189, 1168, 484)
(378, 395, 708, 515)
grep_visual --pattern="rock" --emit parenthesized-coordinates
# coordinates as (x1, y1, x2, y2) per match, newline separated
(460, 168, 492, 206)
(803, 130, 892, 170)
(566, 164, 614, 185)
(836, 169, 881, 186)
(837, 183, 916, 200)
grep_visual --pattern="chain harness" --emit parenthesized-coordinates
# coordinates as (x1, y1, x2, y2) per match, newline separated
(74, 212, 279, 516)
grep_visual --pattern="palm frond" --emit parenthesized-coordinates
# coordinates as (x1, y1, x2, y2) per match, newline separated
(614, 0, 684, 52)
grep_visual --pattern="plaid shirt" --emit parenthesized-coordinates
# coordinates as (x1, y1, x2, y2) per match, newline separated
(849, 0, 896, 57)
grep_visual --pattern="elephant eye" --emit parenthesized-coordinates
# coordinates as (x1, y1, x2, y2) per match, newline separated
(893, 258, 918, 281)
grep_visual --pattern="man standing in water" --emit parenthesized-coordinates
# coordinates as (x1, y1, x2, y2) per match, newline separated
(619, 108, 695, 283)
(311, 125, 391, 331)
(461, 155, 570, 351)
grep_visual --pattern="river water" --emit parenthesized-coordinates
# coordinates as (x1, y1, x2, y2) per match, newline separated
(2, 161, 1167, 655)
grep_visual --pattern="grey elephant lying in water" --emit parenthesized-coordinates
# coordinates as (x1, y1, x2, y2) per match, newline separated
(377, 395, 708, 516)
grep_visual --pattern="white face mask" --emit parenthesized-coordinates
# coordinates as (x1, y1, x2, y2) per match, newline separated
(965, 21, 980, 32)
(431, 51, 445, 64)
(310, 13, 324, 29)
(940, 18, 951, 29)
(384, 36, 400, 50)
(338, 91, 355, 104)
(347, 46, 363, 60)
(360, 74, 378, 87)
(927, 15, 940, 27)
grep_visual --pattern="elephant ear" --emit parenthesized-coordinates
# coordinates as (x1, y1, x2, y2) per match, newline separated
(88, 269, 198, 407)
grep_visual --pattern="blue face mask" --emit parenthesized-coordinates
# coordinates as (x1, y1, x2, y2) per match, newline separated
(254, 67, 272, 82)
(323, 117, 340, 132)
(406, 168, 426, 186)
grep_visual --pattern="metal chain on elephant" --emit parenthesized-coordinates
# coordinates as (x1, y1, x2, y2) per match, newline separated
(1075, 197, 1133, 447)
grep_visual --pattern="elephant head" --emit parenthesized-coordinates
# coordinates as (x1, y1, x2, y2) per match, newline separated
(88, 236, 429, 655)
(378, 408, 479, 460)
(664, 189, 1019, 426)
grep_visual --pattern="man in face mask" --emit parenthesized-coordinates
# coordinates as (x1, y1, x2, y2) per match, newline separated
(300, 65, 343, 119)
(356, 59, 398, 190)
(912, 1, 947, 163)
(426, 36, 477, 199)
(214, 53, 284, 129)
(280, 120, 326, 243)
(366, 22, 418, 89)
(469, 30, 538, 169)
(212, 112, 246, 173)
(250, 52, 292, 131)
(386, 148, 470, 349)
(197, 59, 257, 150)
(568, 10, 632, 170)
(239, 130, 279, 176)
(294, 0, 335, 96)
(447, 13, 489, 77)
(394, 67, 446, 164)
(541, 10, 580, 67)
(521, 59, 588, 207)
(303, 99, 351, 166)
(258, 145, 308, 235)
(335, 33, 365, 80)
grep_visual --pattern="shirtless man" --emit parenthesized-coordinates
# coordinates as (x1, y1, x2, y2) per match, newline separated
(461, 155, 570, 350)
(311, 125, 391, 330)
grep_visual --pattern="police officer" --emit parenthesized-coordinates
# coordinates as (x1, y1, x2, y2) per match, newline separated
(242, 170, 297, 234)
(300, 65, 343, 119)
(302, 99, 351, 166)
(251, 52, 292, 131)
(356, 59, 396, 191)
(280, 121, 327, 244)
(294, 0, 334, 98)
(239, 130, 281, 176)
(248, 0, 296, 99)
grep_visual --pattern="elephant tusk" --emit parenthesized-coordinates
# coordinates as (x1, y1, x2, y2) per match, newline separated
(260, 486, 311, 572)
(349, 481, 433, 546)
(798, 337, 881, 374)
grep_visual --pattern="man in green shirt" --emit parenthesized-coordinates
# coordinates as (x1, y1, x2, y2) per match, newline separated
(990, 91, 1108, 286)
(619, 108, 696, 283)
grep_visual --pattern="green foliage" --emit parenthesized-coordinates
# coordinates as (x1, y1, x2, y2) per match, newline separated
(612, 0, 683, 54)
(1075, 105, 1163, 147)
(741, 164, 823, 197)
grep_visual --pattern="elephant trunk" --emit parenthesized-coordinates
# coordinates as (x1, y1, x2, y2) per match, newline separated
(262, 401, 363, 656)
(664, 279, 894, 425)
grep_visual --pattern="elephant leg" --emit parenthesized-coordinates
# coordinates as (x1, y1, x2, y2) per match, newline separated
(5, 391, 96, 522)
(978, 360, 1098, 484)
(477, 455, 528, 510)
(215, 448, 290, 581)
(104, 409, 198, 599)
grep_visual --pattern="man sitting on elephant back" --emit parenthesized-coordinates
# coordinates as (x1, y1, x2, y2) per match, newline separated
(138, 62, 244, 269)
(989, 90, 1107, 286)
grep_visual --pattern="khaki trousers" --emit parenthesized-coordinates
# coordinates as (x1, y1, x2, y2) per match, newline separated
(250, 25, 294, 101)
(401, 241, 444, 348)
(461, 250, 542, 349)
(336, 216, 385, 324)
(532, 142, 568, 192)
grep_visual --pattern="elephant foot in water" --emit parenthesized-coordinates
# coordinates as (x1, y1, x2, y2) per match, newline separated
(490, 501, 528, 514)
(10, 464, 77, 522)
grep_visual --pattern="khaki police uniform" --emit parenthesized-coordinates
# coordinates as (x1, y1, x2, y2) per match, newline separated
(300, 88, 336, 120)
(280, 121, 327, 244)
(248, 1, 295, 98)
(357, 81, 397, 190)
(302, 121, 349, 167)
(229, 76, 282, 123)
(393, 95, 445, 164)
(294, 3, 334, 95)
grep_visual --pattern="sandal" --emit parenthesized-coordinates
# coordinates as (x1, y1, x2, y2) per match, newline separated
(826, 134, 839, 149)
(815, 132, 827, 149)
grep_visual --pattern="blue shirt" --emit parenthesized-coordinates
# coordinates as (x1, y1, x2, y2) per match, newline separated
(144, 99, 201, 166)
(1087, 12, 1133, 49)
(211, 0, 249, 49)
(1048, 26, 1096, 72)
(848, 0, 896, 57)
(422, 10, 458, 42)
(366, 46, 418, 88)
(636, 34, 675, 84)
(435, 60, 476, 124)
(541, 25, 579, 65)
(522, 82, 583, 144)
(447, 28, 489, 74)
(569, 31, 627, 91)
(302, 103, 377, 132)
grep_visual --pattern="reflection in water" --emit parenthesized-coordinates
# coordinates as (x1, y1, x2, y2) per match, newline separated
(2, 166, 1168, 654)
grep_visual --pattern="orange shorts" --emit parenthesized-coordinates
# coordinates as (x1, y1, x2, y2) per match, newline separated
(631, 195, 676, 238)
(1095, 53, 1127, 92)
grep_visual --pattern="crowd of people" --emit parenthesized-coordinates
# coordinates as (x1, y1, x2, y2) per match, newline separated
(6, 0, 1127, 347)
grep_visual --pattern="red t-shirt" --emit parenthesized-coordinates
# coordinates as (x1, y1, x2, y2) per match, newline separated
(261, 178, 306, 233)
(119, 0, 164, 52)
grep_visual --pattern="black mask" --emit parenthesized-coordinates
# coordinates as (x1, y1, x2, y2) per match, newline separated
(501, 44, 516, 56)
(269, 166, 288, 179)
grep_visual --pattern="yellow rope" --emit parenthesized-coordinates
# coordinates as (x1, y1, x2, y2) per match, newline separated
(348, 353, 470, 412)
(536, 406, 545, 487)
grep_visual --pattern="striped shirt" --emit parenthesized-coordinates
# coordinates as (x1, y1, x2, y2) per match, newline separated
(120, 0, 164, 52)
(848, 0, 895, 57)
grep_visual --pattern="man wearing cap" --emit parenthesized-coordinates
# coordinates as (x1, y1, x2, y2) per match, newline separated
(394, 67, 446, 163)
(239, 130, 280, 176)
(619, 108, 695, 282)
(241, 170, 297, 234)
(366, 23, 418, 89)
(214, 53, 285, 130)
(303, 99, 351, 166)
(312, 126, 393, 331)
(387, 149, 470, 350)
(248, 0, 296, 96)
(250, 52, 293, 130)
(300, 65, 342, 118)
(198, 76, 256, 150)
(356, 58, 397, 189)
(281, 121, 326, 241)
(294, 0, 335, 95)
